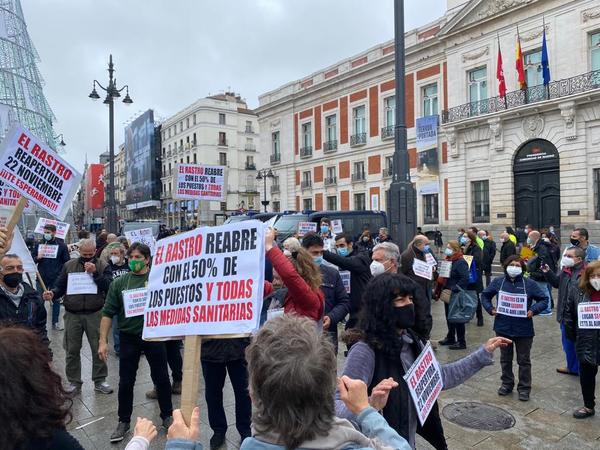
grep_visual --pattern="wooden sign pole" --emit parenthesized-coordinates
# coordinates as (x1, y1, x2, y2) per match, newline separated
(180, 335, 202, 425)
(6, 197, 27, 234)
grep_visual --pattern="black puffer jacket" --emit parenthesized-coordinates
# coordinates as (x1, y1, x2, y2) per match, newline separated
(564, 287, 600, 365)
(500, 240, 517, 265)
(0, 282, 48, 346)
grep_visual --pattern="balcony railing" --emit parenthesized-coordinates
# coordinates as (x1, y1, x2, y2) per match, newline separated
(324, 176, 337, 186)
(442, 69, 600, 124)
(245, 143, 256, 152)
(270, 153, 281, 164)
(382, 168, 393, 178)
(300, 146, 313, 158)
(270, 184, 280, 194)
(350, 132, 367, 146)
(301, 180, 312, 189)
(245, 163, 256, 170)
(323, 140, 338, 153)
(351, 171, 366, 182)
(381, 125, 394, 140)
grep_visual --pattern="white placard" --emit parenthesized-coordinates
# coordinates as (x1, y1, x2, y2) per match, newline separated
(37, 244, 58, 259)
(331, 219, 343, 234)
(340, 270, 351, 294)
(12, 227, 36, 273)
(0, 124, 82, 219)
(438, 261, 452, 278)
(413, 258, 433, 280)
(175, 163, 225, 201)
(371, 194, 379, 210)
(578, 302, 600, 329)
(123, 288, 148, 318)
(125, 228, 156, 255)
(142, 220, 265, 339)
(425, 253, 437, 267)
(403, 343, 443, 426)
(34, 218, 70, 240)
(298, 221, 317, 237)
(67, 272, 98, 295)
(0, 181, 32, 212)
(496, 290, 528, 318)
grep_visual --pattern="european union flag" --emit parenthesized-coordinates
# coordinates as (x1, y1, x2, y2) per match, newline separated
(541, 27, 551, 85)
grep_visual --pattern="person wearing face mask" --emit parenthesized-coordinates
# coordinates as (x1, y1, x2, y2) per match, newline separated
(434, 241, 470, 349)
(319, 217, 337, 252)
(525, 230, 554, 316)
(99, 243, 173, 442)
(481, 256, 549, 401)
(107, 245, 130, 356)
(0, 254, 48, 347)
(302, 233, 350, 354)
(43, 239, 113, 395)
(542, 246, 585, 376)
(323, 233, 372, 331)
(33, 223, 70, 330)
(338, 273, 511, 449)
(564, 261, 600, 419)
(567, 228, 600, 263)
(461, 231, 485, 327)
(499, 232, 517, 266)
(478, 230, 497, 287)
(356, 230, 375, 255)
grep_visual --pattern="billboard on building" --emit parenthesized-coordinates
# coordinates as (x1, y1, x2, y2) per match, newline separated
(86, 163, 104, 210)
(124, 109, 160, 209)
(416, 115, 438, 151)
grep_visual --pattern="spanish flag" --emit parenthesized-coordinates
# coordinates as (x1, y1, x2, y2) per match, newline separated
(516, 31, 527, 90)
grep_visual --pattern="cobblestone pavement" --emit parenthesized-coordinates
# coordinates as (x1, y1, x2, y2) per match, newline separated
(49, 290, 600, 449)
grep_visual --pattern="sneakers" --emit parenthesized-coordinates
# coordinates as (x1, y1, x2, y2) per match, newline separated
(52, 323, 64, 331)
(210, 433, 226, 450)
(172, 380, 182, 395)
(110, 422, 130, 442)
(497, 385, 512, 396)
(64, 383, 81, 395)
(162, 416, 173, 430)
(94, 381, 114, 394)
(518, 391, 530, 402)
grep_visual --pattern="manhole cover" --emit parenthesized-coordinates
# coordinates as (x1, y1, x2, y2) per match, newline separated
(442, 401, 515, 431)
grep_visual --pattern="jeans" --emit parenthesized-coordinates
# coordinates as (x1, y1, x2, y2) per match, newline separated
(533, 280, 552, 314)
(118, 332, 172, 423)
(51, 299, 61, 325)
(63, 311, 107, 385)
(560, 323, 579, 374)
(166, 340, 183, 382)
(497, 334, 533, 394)
(579, 362, 598, 410)
(201, 359, 252, 438)
(112, 319, 120, 353)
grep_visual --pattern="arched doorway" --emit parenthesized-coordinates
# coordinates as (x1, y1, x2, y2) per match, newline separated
(513, 139, 560, 229)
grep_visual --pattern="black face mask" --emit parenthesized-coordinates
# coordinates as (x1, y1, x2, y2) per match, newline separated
(393, 303, 415, 330)
(570, 238, 580, 247)
(3, 272, 22, 288)
(80, 256, 94, 264)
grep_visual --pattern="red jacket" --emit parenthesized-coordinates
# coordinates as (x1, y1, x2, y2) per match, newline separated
(266, 246, 324, 321)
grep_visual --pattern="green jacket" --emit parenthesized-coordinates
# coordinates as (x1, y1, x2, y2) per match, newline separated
(102, 271, 148, 336)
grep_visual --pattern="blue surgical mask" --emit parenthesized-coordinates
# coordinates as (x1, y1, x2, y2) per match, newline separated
(313, 256, 323, 265)
(320, 225, 329, 234)
(423, 244, 430, 252)
(526, 237, 532, 245)
(460, 237, 467, 245)
(444, 248, 454, 256)
(337, 247, 349, 257)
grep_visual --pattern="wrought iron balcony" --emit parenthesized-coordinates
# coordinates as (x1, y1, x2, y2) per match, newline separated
(300, 180, 312, 189)
(381, 125, 394, 140)
(270, 184, 280, 194)
(350, 132, 367, 146)
(270, 153, 281, 164)
(323, 140, 338, 153)
(442, 69, 600, 124)
(245, 163, 256, 170)
(382, 168, 393, 178)
(324, 176, 337, 186)
(245, 143, 256, 152)
(351, 171, 366, 182)
(300, 146, 313, 158)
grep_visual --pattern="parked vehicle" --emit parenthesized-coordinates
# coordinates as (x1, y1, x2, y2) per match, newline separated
(122, 220, 161, 237)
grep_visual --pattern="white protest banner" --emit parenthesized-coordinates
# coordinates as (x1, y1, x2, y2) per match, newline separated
(0, 124, 82, 220)
(37, 244, 59, 259)
(413, 258, 433, 280)
(123, 288, 149, 318)
(496, 290, 528, 318)
(67, 273, 98, 295)
(142, 220, 265, 339)
(0, 181, 31, 212)
(125, 228, 156, 255)
(340, 270, 351, 294)
(438, 261, 451, 278)
(403, 342, 443, 426)
(175, 164, 225, 201)
(578, 302, 600, 329)
(331, 219, 343, 234)
(34, 217, 70, 240)
(425, 253, 437, 267)
(298, 221, 317, 237)
(12, 228, 36, 273)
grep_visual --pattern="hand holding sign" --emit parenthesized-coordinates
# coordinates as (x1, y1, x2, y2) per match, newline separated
(0, 227, 13, 259)
(168, 408, 200, 441)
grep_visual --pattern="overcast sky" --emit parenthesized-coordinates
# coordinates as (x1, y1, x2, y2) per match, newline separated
(24, 0, 447, 173)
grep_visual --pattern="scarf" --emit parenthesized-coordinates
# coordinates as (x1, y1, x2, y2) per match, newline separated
(590, 290, 600, 302)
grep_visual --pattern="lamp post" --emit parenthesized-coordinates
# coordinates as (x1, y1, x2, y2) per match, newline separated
(387, 0, 416, 251)
(256, 169, 274, 212)
(180, 204, 188, 230)
(88, 54, 133, 233)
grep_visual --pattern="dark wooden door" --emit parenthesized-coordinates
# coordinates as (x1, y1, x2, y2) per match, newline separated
(514, 169, 560, 229)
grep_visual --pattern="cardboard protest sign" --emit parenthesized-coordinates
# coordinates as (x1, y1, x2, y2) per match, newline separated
(340, 270, 351, 294)
(438, 261, 452, 278)
(403, 342, 443, 426)
(496, 290, 528, 318)
(175, 164, 225, 201)
(425, 253, 437, 267)
(123, 288, 149, 318)
(0, 124, 81, 219)
(578, 303, 600, 329)
(34, 217, 70, 240)
(67, 273, 98, 295)
(0, 181, 31, 212)
(331, 219, 343, 234)
(37, 244, 59, 259)
(142, 220, 265, 339)
(125, 228, 156, 255)
(412, 258, 433, 280)
(298, 221, 317, 237)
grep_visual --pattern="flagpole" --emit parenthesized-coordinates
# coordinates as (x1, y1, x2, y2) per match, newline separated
(543, 16, 550, 100)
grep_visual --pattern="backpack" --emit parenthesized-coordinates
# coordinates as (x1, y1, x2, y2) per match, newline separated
(468, 258, 477, 284)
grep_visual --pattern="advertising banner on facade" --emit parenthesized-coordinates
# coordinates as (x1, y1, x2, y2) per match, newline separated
(416, 115, 438, 151)
(175, 164, 226, 201)
(86, 164, 104, 210)
(142, 220, 265, 339)
(0, 124, 81, 220)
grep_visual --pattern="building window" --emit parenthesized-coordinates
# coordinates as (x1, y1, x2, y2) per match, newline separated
(246, 120, 253, 132)
(327, 196, 337, 210)
(301, 122, 312, 149)
(353, 161, 365, 180)
(193, 114, 197, 125)
(591, 32, 600, 71)
(302, 171, 312, 183)
(524, 50, 543, 87)
(193, 153, 197, 164)
(246, 155, 255, 170)
(326, 166, 336, 182)
(354, 193, 366, 211)
(423, 194, 439, 224)
(186, 156, 190, 163)
(325, 115, 337, 142)
(186, 117, 190, 128)
(219, 113, 226, 125)
(384, 96, 395, 127)
(594, 169, 600, 220)
(218, 132, 227, 146)
(219, 152, 227, 165)
(352, 105, 366, 135)
(471, 180, 490, 223)
(179, 122, 183, 132)
(303, 198, 313, 210)
(468, 67, 487, 103)
(272, 131, 280, 155)
(422, 84, 438, 116)
(385, 156, 393, 177)
(272, 201, 280, 212)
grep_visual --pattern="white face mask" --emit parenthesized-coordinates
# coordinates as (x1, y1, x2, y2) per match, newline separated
(591, 278, 600, 291)
(283, 249, 292, 257)
(370, 261, 386, 277)
(110, 255, 120, 265)
(561, 256, 575, 268)
(506, 266, 522, 278)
